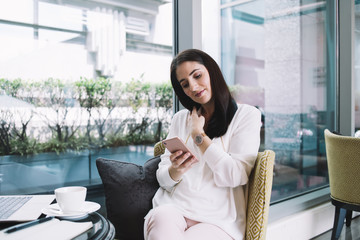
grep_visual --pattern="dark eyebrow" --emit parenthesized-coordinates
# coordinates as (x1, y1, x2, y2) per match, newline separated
(189, 69, 199, 76)
(179, 68, 199, 84)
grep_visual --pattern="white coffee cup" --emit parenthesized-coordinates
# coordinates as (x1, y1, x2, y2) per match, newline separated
(55, 186, 87, 213)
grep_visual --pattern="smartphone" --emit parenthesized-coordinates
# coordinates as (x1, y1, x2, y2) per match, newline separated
(162, 136, 194, 155)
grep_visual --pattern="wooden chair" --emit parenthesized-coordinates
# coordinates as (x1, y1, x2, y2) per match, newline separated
(324, 129, 360, 240)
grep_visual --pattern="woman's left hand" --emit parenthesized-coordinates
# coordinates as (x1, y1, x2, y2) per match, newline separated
(190, 107, 205, 138)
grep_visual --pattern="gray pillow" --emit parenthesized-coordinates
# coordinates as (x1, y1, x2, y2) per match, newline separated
(96, 156, 161, 240)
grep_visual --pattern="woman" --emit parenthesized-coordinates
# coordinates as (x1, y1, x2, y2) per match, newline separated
(144, 49, 261, 240)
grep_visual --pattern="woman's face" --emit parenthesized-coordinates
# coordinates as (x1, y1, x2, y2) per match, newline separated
(176, 61, 212, 106)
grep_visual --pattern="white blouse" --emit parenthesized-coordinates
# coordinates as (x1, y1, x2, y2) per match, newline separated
(152, 104, 261, 240)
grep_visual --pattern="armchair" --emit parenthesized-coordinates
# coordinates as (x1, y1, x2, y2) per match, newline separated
(324, 129, 360, 240)
(96, 142, 274, 240)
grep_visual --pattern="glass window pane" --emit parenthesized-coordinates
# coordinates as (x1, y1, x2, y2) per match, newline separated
(0, 1, 173, 194)
(220, 0, 334, 202)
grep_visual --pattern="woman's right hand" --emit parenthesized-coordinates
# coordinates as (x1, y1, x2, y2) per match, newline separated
(168, 150, 198, 182)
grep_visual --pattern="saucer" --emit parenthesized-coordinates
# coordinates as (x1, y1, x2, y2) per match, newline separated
(42, 201, 100, 220)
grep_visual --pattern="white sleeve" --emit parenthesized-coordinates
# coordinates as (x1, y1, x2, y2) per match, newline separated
(204, 107, 261, 187)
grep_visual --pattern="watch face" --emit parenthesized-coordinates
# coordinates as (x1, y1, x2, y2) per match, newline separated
(195, 135, 203, 145)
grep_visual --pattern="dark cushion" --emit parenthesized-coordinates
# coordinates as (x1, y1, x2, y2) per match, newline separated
(96, 156, 161, 240)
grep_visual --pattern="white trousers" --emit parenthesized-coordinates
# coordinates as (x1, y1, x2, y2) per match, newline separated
(144, 205, 234, 240)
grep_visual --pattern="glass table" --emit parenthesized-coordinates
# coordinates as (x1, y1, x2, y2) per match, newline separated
(0, 212, 115, 240)
(73, 212, 115, 240)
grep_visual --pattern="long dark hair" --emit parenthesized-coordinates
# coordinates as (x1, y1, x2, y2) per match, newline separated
(170, 49, 237, 139)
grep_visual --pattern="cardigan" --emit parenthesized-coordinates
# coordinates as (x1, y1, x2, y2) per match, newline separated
(151, 104, 261, 240)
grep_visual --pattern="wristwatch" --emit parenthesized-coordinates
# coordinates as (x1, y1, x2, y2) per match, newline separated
(194, 132, 206, 146)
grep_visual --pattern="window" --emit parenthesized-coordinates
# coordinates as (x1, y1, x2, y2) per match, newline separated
(355, 1, 360, 136)
(218, 0, 335, 202)
(0, 0, 173, 194)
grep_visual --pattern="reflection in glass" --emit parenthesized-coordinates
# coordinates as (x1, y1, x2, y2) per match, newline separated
(221, 0, 335, 202)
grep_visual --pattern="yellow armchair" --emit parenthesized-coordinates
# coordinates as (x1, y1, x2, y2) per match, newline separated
(324, 129, 360, 240)
(154, 142, 275, 240)
(245, 150, 275, 240)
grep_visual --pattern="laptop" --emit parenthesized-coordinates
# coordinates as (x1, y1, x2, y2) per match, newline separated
(0, 195, 55, 222)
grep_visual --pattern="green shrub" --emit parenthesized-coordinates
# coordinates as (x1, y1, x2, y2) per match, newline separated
(0, 77, 173, 156)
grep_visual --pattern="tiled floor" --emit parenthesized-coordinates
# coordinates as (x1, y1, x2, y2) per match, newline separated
(311, 216, 360, 240)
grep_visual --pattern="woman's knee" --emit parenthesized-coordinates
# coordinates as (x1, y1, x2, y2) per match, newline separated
(144, 205, 186, 238)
